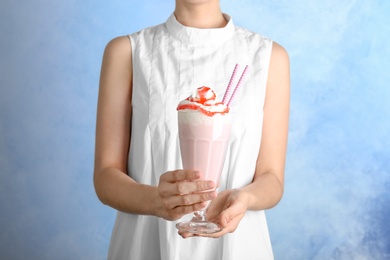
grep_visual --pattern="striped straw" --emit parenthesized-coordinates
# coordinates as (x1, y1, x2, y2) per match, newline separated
(227, 65, 249, 107)
(222, 64, 240, 105)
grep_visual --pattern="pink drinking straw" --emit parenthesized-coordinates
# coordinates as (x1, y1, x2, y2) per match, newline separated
(222, 64, 240, 105)
(227, 65, 249, 107)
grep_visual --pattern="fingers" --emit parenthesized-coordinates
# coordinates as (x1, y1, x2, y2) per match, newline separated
(159, 170, 215, 196)
(219, 205, 245, 228)
(178, 231, 199, 239)
(159, 178, 215, 197)
(178, 225, 228, 239)
(216, 195, 247, 227)
(161, 190, 217, 221)
(159, 169, 201, 183)
(177, 191, 248, 238)
(167, 201, 208, 220)
(157, 169, 217, 221)
(163, 190, 217, 210)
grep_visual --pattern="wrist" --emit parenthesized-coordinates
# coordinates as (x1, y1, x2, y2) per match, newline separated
(237, 188, 256, 210)
(149, 186, 163, 218)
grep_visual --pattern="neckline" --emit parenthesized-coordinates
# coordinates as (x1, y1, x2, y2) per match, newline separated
(165, 13, 235, 46)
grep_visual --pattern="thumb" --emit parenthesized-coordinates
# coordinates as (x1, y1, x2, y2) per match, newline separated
(219, 202, 244, 227)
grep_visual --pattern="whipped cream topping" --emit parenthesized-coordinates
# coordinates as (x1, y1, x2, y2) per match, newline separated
(177, 86, 229, 116)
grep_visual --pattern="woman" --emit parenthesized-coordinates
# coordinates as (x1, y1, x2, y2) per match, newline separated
(94, 0, 290, 259)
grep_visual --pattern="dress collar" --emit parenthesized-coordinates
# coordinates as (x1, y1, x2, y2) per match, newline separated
(165, 13, 235, 46)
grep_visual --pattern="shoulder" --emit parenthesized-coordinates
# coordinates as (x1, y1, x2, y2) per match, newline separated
(103, 22, 165, 62)
(266, 41, 290, 93)
(269, 42, 290, 71)
(100, 36, 132, 85)
(101, 36, 133, 75)
(103, 36, 132, 60)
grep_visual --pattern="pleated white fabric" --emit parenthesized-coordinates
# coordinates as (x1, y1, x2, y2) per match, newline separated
(108, 13, 274, 260)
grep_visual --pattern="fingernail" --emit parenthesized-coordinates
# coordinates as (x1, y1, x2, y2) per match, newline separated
(207, 181, 215, 189)
(209, 191, 217, 199)
(194, 171, 201, 178)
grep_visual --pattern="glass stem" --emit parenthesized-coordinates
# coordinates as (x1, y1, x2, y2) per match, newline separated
(193, 210, 207, 222)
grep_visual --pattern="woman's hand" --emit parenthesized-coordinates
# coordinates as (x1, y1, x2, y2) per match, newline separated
(178, 189, 249, 238)
(155, 170, 217, 221)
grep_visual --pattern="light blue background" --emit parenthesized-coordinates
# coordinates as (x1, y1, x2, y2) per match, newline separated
(1, 1, 389, 259)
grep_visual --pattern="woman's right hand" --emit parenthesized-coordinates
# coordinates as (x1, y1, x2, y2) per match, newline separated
(155, 170, 217, 221)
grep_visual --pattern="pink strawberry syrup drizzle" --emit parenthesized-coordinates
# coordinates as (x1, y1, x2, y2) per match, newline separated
(177, 86, 229, 116)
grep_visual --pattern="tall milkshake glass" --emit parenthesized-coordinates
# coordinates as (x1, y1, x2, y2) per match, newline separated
(175, 87, 232, 234)
(175, 65, 248, 234)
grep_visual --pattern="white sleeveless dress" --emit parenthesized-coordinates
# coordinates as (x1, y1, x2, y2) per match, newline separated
(108, 13, 274, 260)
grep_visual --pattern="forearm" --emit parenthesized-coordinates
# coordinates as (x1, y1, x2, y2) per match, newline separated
(238, 42, 289, 211)
(240, 171, 284, 211)
(94, 167, 159, 216)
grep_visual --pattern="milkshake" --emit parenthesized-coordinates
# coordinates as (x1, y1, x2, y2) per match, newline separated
(176, 86, 231, 234)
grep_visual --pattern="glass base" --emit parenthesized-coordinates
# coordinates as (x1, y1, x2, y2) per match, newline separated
(176, 220, 222, 234)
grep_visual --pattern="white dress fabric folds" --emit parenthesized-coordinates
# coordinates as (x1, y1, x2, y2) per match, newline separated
(108, 13, 274, 260)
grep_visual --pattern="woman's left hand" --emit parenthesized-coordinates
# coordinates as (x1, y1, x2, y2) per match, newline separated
(178, 189, 249, 238)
